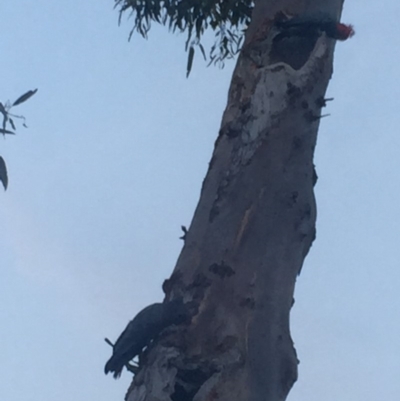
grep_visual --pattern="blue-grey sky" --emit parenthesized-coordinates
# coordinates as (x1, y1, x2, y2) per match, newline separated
(1, 1, 399, 400)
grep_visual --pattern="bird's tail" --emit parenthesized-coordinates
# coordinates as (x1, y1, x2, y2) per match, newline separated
(104, 357, 123, 379)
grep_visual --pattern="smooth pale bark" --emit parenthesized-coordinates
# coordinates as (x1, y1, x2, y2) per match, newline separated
(126, 1, 345, 401)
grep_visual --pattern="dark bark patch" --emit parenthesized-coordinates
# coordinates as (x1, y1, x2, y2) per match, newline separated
(241, 99, 252, 113)
(209, 204, 220, 222)
(301, 100, 309, 109)
(220, 102, 253, 140)
(286, 82, 301, 98)
(186, 274, 212, 302)
(188, 273, 212, 290)
(209, 177, 231, 222)
(312, 166, 318, 186)
(222, 124, 241, 138)
(308, 227, 316, 246)
(302, 203, 312, 219)
(171, 382, 197, 401)
(163, 271, 183, 296)
(290, 191, 299, 205)
(172, 363, 217, 401)
(215, 335, 237, 353)
(208, 155, 216, 171)
(303, 110, 317, 122)
(239, 297, 256, 309)
(230, 75, 246, 103)
(292, 136, 303, 150)
(209, 262, 235, 278)
(279, 357, 298, 398)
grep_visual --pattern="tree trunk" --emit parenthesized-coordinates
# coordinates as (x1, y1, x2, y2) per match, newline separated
(126, 1, 345, 400)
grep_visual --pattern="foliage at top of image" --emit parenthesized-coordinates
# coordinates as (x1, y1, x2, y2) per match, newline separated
(114, 0, 254, 76)
(0, 88, 38, 190)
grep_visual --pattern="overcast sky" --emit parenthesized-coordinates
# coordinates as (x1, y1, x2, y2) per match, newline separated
(1, 1, 399, 400)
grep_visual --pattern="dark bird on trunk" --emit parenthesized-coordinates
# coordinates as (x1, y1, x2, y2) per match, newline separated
(275, 14, 354, 41)
(270, 13, 354, 70)
(104, 298, 194, 378)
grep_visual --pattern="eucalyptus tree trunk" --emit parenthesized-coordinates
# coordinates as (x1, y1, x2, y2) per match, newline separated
(126, 1, 345, 400)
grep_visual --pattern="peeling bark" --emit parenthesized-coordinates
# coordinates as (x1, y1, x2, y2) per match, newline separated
(125, 1, 345, 401)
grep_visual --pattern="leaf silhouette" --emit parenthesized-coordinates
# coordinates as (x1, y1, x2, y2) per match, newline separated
(0, 128, 15, 135)
(0, 102, 6, 115)
(9, 118, 16, 130)
(13, 88, 38, 107)
(186, 46, 195, 78)
(0, 157, 8, 190)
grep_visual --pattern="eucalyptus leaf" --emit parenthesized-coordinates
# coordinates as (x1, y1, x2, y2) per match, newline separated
(186, 46, 195, 77)
(0, 156, 8, 190)
(115, 0, 253, 74)
(0, 128, 16, 135)
(13, 89, 38, 107)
